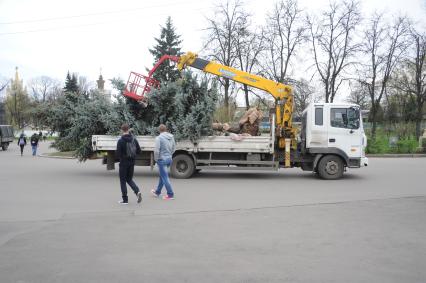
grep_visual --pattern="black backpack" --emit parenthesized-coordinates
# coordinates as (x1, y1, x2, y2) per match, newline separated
(125, 137, 137, 159)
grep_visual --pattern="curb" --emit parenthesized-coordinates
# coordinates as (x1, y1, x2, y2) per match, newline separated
(367, 154, 426, 158)
(38, 153, 76, 159)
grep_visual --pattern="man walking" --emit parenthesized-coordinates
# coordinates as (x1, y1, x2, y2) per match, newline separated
(116, 124, 142, 205)
(30, 133, 39, 156)
(151, 124, 176, 200)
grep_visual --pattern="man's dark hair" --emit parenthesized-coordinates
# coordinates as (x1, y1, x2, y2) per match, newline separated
(121, 124, 130, 132)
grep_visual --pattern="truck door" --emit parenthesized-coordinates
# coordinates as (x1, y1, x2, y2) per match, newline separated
(306, 106, 329, 148)
(327, 107, 362, 159)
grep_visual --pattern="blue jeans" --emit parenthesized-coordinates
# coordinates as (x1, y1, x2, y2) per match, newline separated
(155, 158, 174, 197)
(31, 145, 37, 156)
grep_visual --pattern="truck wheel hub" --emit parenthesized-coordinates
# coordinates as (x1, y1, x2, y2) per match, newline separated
(177, 161, 188, 172)
(325, 161, 339, 175)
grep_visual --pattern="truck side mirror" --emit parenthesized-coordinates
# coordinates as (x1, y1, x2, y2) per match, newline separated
(350, 107, 360, 119)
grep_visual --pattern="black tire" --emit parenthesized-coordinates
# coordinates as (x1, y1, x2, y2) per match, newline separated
(170, 154, 195, 179)
(1, 143, 8, 151)
(317, 155, 344, 180)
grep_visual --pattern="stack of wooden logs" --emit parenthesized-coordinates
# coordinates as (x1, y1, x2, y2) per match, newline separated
(212, 107, 264, 136)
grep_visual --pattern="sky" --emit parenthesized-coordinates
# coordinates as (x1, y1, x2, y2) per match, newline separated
(0, 0, 425, 102)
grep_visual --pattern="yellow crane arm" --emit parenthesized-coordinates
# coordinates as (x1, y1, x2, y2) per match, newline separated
(176, 52, 294, 136)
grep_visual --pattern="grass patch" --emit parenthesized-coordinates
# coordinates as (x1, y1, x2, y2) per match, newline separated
(366, 128, 419, 154)
(366, 135, 389, 154)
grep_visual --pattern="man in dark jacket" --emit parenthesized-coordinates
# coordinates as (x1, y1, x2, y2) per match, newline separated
(116, 124, 142, 204)
(30, 133, 39, 156)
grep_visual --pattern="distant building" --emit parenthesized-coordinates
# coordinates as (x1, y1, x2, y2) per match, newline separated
(96, 72, 111, 101)
(97, 73, 105, 91)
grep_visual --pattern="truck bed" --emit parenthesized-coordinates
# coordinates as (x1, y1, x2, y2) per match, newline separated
(92, 135, 274, 154)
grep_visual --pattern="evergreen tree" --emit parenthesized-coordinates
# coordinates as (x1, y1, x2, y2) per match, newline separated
(64, 72, 79, 93)
(149, 17, 183, 82)
(173, 73, 218, 141)
(49, 90, 138, 160)
(146, 82, 180, 133)
(147, 72, 218, 141)
(45, 72, 217, 160)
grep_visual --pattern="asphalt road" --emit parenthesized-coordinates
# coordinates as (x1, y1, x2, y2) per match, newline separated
(0, 142, 425, 283)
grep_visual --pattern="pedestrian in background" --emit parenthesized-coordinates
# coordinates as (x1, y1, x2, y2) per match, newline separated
(30, 133, 39, 156)
(116, 124, 142, 205)
(151, 124, 176, 200)
(17, 133, 26, 156)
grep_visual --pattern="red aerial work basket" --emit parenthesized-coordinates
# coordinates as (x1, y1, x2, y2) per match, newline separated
(123, 55, 180, 101)
(123, 72, 160, 101)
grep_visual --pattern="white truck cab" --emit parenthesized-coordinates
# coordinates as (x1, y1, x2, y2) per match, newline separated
(300, 103, 368, 179)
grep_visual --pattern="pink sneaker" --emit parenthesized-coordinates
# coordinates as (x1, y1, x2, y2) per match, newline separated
(162, 195, 174, 200)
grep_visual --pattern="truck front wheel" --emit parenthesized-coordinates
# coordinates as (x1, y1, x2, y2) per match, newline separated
(171, 154, 195, 179)
(317, 155, 344, 180)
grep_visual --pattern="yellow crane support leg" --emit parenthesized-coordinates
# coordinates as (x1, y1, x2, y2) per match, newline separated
(285, 139, 291, 168)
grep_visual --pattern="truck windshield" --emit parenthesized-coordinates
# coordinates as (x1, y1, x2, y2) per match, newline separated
(330, 108, 360, 129)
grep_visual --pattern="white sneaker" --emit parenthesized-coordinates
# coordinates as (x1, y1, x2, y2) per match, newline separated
(151, 189, 160, 198)
(118, 200, 128, 205)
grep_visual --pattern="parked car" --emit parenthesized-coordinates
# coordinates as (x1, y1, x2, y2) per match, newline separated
(0, 125, 14, 151)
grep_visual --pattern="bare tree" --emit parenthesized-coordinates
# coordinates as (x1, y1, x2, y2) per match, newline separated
(0, 77, 8, 125)
(358, 13, 409, 138)
(307, 0, 361, 103)
(205, 0, 248, 117)
(263, 0, 307, 83)
(47, 85, 64, 102)
(394, 27, 425, 139)
(236, 28, 265, 109)
(78, 76, 95, 96)
(347, 81, 369, 109)
(0, 76, 8, 98)
(410, 29, 426, 139)
(0, 82, 7, 94)
(290, 78, 317, 118)
(28, 76, 60, 102)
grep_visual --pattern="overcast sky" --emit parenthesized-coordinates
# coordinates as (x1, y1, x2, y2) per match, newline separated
(0, 0, 425, 100)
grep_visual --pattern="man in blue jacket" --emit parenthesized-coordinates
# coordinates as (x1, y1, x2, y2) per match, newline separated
(151, 124, 176, 200)
(116, 124, 142, 204)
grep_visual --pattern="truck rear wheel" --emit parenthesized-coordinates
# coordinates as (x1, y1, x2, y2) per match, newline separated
(1, 143, 8, 151)
(317, 155, 344, 180)
(171, 154, 195, 179)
